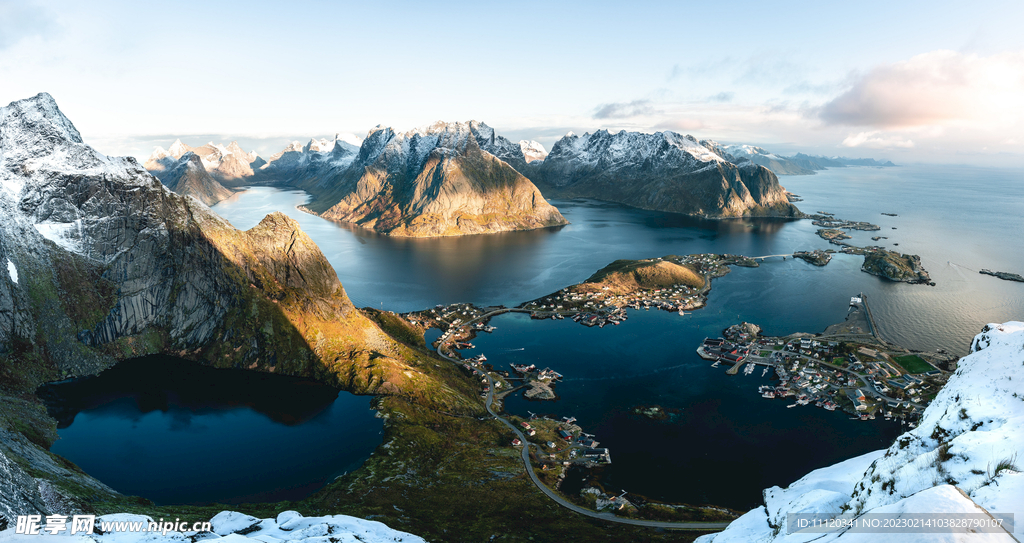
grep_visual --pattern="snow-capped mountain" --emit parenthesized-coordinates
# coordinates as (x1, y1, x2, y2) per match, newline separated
(253, 134, 360, 185)
(298, 120, 567, 237)
(699, 322, 1024, 542)
(719, 144, 819, 175)
(145, 139, 263, 181)
(0, 94, 442, 532)
(533, 130, 801, 218)
(519, 140, 548, 162)
(158, 151, 236, 206)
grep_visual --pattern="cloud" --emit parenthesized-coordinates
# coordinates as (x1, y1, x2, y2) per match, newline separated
(841, 131, 914, 149)
(819, 50, 1024, 128)
(0, 1, 56, 49)
(707, 92, 734, 103)
(593, 99, 661, 119)
(654, 118, 706, 132)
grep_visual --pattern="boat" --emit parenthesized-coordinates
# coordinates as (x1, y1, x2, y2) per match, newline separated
(787, 403, 798, 408)
(762, 367, 768, 377)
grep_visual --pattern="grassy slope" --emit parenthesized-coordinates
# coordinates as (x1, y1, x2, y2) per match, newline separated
(579, 258, 705, 295)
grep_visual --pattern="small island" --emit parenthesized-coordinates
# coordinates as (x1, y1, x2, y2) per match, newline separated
(980, 269, 1024, 283)
(860, 249, 934, 285)
(793, 249, 833, 266)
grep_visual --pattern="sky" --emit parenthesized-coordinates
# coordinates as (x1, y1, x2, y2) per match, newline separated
(2, 0, 1023, 165)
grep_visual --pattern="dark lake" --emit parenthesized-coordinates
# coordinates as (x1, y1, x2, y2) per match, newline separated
(39, 356, 383, 505)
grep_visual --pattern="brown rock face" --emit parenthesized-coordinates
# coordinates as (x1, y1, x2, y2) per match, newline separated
(299, 122, 567, 237)
(157, 152, 236, 205)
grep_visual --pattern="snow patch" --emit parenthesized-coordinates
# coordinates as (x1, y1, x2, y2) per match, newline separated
(6, 260, 17, 284)
(33, 221, 85, 255)
(705, 322, 1024, 542)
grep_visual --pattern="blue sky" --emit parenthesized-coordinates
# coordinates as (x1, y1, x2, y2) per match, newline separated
(2, 0, 1023, 164)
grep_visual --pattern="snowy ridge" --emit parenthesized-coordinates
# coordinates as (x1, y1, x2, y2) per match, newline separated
(699, 322, 1024, 543)
(721, 144, 782, 160)
(349, 120, 526, 172)
(0, 510, 425, 542)
(1, 93, 152, 198)
(519, 139, 547, 162)
(546, 129, 728, 170)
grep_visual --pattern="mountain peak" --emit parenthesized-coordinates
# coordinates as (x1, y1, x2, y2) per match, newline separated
(1, 92, 84, 147)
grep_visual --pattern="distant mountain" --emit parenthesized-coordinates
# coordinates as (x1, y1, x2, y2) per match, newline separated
(532, 130, 801, 218)
(158, 151, 236, 206)
(720, 144, 818, 175)
(145, 139, 264, 182)
(298, 121, 567, 237)
(519, 140, 547, 163)
(789, 152, 896, 169)
(253, 134, 361, 187)
(707, 146, 896, 176)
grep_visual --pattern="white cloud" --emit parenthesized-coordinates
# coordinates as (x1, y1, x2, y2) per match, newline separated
(819, 50, 1024, 128)
(593, 100, 661, 119)
(841, 131, 914, 149)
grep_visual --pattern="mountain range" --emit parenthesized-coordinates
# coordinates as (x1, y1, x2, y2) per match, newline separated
(528, 130, 801, 218)
(296, 121, 568, 237)
(0, 93, 476, 521)
(720, 145, 896, 175)
(146, 124, 804, 230)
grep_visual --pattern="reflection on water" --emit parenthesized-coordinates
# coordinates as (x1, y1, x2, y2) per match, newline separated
(213, 165, 1024, 354)
(39, 356, 382, 505)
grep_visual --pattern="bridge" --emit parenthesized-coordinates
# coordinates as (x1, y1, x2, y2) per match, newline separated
(749, 253, 793, 260)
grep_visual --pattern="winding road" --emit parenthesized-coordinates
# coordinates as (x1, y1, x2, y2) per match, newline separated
(434, 309, 733, 531)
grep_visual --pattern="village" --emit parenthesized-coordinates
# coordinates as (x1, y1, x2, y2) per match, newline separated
(696, 295, 954, 424)
(520, 253, 760, 327)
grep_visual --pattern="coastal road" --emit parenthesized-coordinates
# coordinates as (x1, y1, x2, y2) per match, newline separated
(433, 312, 732, 531)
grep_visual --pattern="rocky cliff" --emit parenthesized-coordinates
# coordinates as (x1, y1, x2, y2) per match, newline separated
(0, 93, 478, 522)
(156, 151, 236, 205)
(298, 121, 567, 237)
(533, 130, 802, 218)
(698, 322, 1024, 542)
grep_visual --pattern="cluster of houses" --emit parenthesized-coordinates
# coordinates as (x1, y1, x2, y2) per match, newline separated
(699, 331, 931, 423)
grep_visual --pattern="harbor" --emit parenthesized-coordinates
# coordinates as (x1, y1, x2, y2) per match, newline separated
(696, 293, 955, 423)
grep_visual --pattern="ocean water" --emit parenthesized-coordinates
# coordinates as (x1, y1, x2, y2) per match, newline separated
(212, 164, 1024, 354)
(44, 164, 1024, 506)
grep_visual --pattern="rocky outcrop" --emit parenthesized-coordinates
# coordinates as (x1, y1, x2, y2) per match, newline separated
(980, 269, 1024, 283)
(156, 152, 235, 205)
(697, 322, 1024, 542)
(0, 93, 478, 521)
(862, 249, 932, 284)
(533, 130, 802, 218)
(519, 140, 547, 163)
(298, 121, 567, 237)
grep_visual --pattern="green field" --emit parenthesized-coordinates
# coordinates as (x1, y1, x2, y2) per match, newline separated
(894, 354, 934, 374)
(759, 350, 771, 357)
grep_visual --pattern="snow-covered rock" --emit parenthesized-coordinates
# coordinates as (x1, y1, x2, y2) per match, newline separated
(144, 139, 263, 181)
(699, 322, 1024, 542)
(297, 120, 567, 237)
(519, 140, 547, 163)
(533, 129, 800, 218)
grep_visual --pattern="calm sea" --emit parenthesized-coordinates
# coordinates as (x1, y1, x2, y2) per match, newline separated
(44, 164, 1024, 507)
